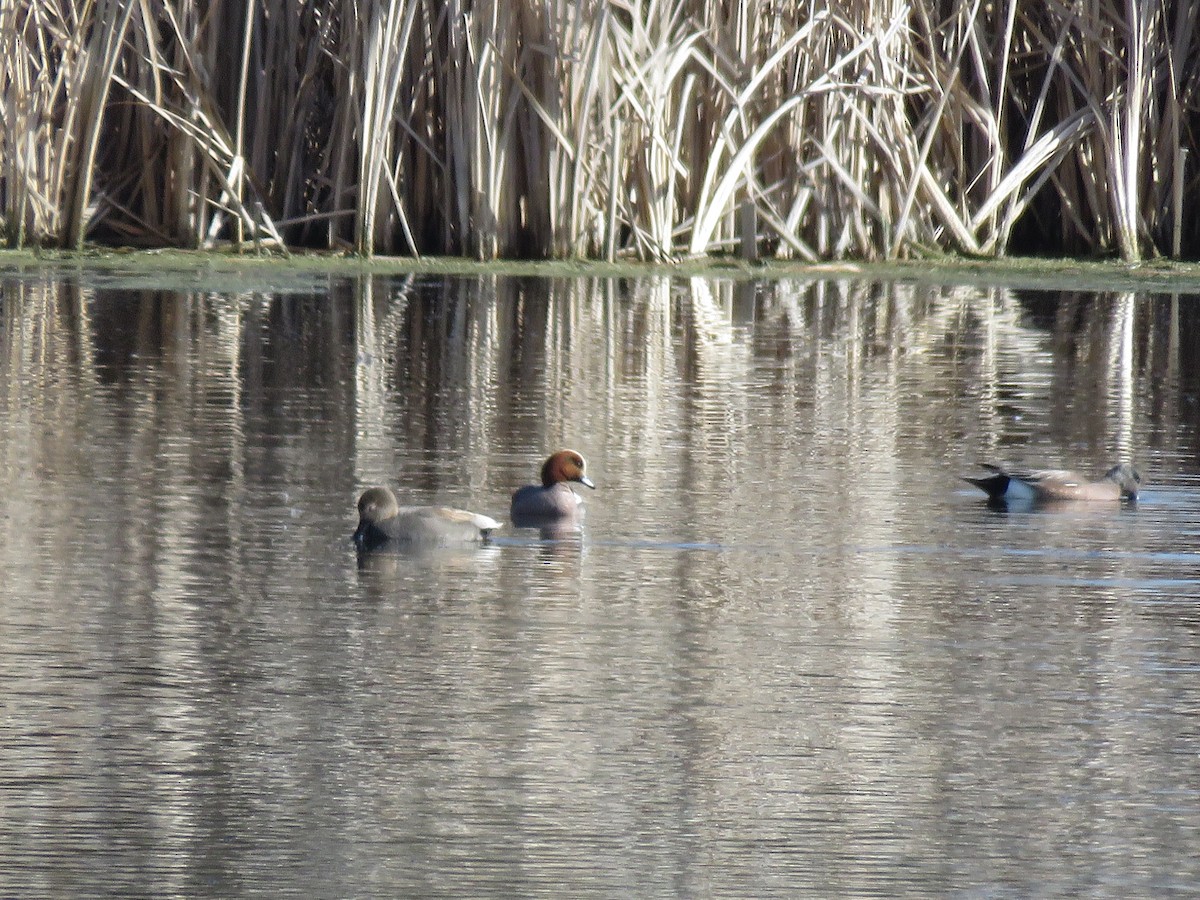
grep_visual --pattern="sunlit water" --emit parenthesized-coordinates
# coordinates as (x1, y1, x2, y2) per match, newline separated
(2, 262, 1200, 897)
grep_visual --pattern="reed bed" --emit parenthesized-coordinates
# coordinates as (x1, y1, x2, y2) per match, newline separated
(1, 0, 1197, 260)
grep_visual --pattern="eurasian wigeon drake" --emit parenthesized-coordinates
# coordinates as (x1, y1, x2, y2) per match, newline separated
(353, 487, 501, 549)
(510, 449, 595, 526)
(963, 463, 1142, 504)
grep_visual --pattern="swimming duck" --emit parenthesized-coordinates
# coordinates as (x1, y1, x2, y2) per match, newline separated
(510, 449, 595, 525)
(963, 463, 1142, 504)
(353, 486, 501, 548)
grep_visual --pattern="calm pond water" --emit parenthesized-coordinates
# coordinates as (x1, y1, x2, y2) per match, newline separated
(2, 260, 1200, 897)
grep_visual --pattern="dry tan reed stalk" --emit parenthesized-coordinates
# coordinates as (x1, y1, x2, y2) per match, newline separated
(59, 0, 136, 248)
(356, 0, 420, 255)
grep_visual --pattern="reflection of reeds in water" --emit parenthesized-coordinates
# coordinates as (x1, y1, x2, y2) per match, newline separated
(0, 273, 1195, 642)
(2, 275, 1194, 535)
(3, 1, 1198, 260)
(342, 275, 1185, 536)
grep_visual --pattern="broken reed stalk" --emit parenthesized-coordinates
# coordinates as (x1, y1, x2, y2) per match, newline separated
(2, 0, 1198, 261)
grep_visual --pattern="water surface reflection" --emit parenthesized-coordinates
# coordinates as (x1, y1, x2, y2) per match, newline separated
(2, 264, 1199, 896)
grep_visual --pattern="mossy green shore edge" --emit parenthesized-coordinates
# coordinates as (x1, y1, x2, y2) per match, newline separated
(5, 248, 1200, 294)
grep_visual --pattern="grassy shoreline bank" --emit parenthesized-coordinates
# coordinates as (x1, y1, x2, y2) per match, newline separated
(5, 248, 1200, 294)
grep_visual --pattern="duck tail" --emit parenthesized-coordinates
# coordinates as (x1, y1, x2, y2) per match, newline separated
(963, 471, 1009, 500)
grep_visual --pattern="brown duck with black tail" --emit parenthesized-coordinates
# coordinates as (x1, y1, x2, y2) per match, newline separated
(963, 463, 1142, 504)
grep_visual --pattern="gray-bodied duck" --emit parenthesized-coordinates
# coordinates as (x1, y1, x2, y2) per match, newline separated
(354, 486, 500, 549)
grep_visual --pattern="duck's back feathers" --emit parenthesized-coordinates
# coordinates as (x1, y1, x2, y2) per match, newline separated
(511, 482, 584, 524)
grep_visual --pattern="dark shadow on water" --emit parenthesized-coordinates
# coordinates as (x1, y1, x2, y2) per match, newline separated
(355, 542, 502, 577)
(505, 520, 584, 542)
